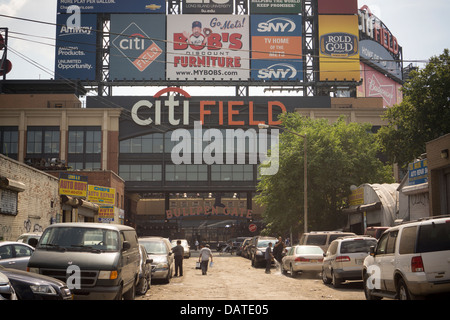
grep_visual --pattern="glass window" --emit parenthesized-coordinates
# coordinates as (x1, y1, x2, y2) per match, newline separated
(417, 222, 450, 253)
(119, 164, 162, 181)
(399, 226, 417, 255)
(86, 131, 101, 154)
(386, 231, 398, 254)
(120, 133, 163, 154)
(27, 131, 42, 154)
(0, 127, 18, 156)
(69, 131, 84, 153)
(165, 165, 207, 181)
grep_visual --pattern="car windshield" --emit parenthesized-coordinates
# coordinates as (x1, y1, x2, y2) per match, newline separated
(340, 239, 377, 254)
(38, 227, 119, 252)
(257, 240, 274, 248)
(141, 241, 168, 254)
(296, 246, 323, 255)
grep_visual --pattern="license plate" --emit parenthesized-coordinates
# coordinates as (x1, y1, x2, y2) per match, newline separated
(310, 259, 318, 263)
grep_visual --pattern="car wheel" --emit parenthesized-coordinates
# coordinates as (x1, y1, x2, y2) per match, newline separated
(322, 267, 331, 285)
(290, 264, 296, 278)
(397, 278, 419, 300)
(332, 270, 341, 288)
(363, 272, 382, 300)
(136, 277, 149, 295)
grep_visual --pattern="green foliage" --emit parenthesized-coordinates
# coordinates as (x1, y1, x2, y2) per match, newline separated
(256, 113, 393, 235)
(378, 49, 450, 167)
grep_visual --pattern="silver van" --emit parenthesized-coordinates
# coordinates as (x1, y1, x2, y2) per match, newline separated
(27, 223, 140, 300)
(299, 231, 356, 252)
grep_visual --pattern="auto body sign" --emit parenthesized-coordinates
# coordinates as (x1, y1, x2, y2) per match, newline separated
(167, 15, 249, 81)
(110, 15, 165, 80)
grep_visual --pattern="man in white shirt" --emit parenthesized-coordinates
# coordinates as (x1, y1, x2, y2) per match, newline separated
(198, 244, 214, 275)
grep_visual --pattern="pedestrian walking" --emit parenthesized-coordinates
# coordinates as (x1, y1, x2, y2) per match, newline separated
(265, 242, 274, 274)
(195, 240, 199, 251)
(198, 244, 213, 275)
(172, 240, 184, 277)
(273, 236, 285, 264)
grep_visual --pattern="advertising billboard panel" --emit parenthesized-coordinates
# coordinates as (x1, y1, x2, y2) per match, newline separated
(110, 15, 166, 81)
(318, 15, 360, 81)
(317, 0, 357, 14)
(357, 63, 403, 107)
(167, 15, 249, 81)
(182, 0, 233, 14)
(57, 0, 165, 14)
(250, 15, 303, 81)
(55, 14, 97, 81)
(250, 0, 302, 14)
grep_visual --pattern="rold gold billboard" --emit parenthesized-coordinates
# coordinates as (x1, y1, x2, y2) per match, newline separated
(318, 15, 360, 82)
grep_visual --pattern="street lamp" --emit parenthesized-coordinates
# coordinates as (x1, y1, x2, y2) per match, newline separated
(258, 123, 308, 233)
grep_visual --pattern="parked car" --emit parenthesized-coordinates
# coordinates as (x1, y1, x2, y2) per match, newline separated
(281, 245, 324, 277)
(364, 227, 389, 239)
(363, 216, 450, 300)
(16, 232, 42, 247)
(239, 238, 252, 258)
(0, 241, 35, 271)
(233, 237, 249, 255)
(171, 239, 190, 258)
(27, 223, 140, 300)
(322, 236, 377, 287)
(136, 244, 152, 296)
(0, 270, 17, 300)
(139, 237, 174, 283)
(299, 231, 356, 252)
(249, 236, 278, 267)
(0, 265, 72, 300)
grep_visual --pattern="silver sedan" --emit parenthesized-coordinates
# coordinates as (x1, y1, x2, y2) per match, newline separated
(0, 242, 35, 271)
(281, 245, 324, 277)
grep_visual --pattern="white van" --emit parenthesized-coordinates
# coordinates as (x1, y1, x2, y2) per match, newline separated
(299, 231, 356, 252)
(363, 216, 450, 300)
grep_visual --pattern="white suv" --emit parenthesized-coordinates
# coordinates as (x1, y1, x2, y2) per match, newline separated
(363, 216, 450, 300)
(322, 236, 377, 288)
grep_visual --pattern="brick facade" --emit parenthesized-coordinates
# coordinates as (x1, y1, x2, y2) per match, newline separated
(0, 154, 60, 241)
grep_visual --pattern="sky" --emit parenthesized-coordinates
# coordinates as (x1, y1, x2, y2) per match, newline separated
(0, 0, 449, 92)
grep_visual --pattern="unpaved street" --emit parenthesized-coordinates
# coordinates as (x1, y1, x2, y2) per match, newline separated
(137, 252, 365, 300)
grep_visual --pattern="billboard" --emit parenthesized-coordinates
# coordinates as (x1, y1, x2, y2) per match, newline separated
(317, 0, 357, 14)
(57, 0, 165, 14)
(55, 14, 97, 81)
(318, 15, 360, 81)
(251, 15, 303, 81)
(250, 0, 302, 14)
(358, 63, 403, 107)
(182, 0, 233, 14)
(110, 15, 166, 80)
(167, 15, 250, 81)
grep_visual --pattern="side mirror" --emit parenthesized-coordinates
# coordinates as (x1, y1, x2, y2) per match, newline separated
(122, 241, 131, 251)
(146, 258, 153, 264)
(369, 245, 376, 256)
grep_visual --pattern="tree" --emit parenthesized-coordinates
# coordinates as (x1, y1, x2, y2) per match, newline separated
(256, 113, 393, 236)
(378, 49, 450, 166)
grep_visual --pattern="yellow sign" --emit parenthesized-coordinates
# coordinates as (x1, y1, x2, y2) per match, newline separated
(318, 15, 360, 81)
(59, 179, 88, 197)
(349, 188, 364, 206)
(87, 185, 116, 205)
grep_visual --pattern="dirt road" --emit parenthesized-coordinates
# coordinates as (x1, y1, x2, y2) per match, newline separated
(137, 252, 365, 301)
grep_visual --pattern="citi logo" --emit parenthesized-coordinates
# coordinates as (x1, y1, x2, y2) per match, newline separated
(258, 63, 298, 79)
(257, 18, 297, 33)
(119, 33, 146, 50)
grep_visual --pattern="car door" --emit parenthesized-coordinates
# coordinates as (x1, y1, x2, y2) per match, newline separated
(283, 247, 295, 271)
(12, 244, 34, 271)
(374, 231, 398, 292)
(323, 241, 338, 279)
